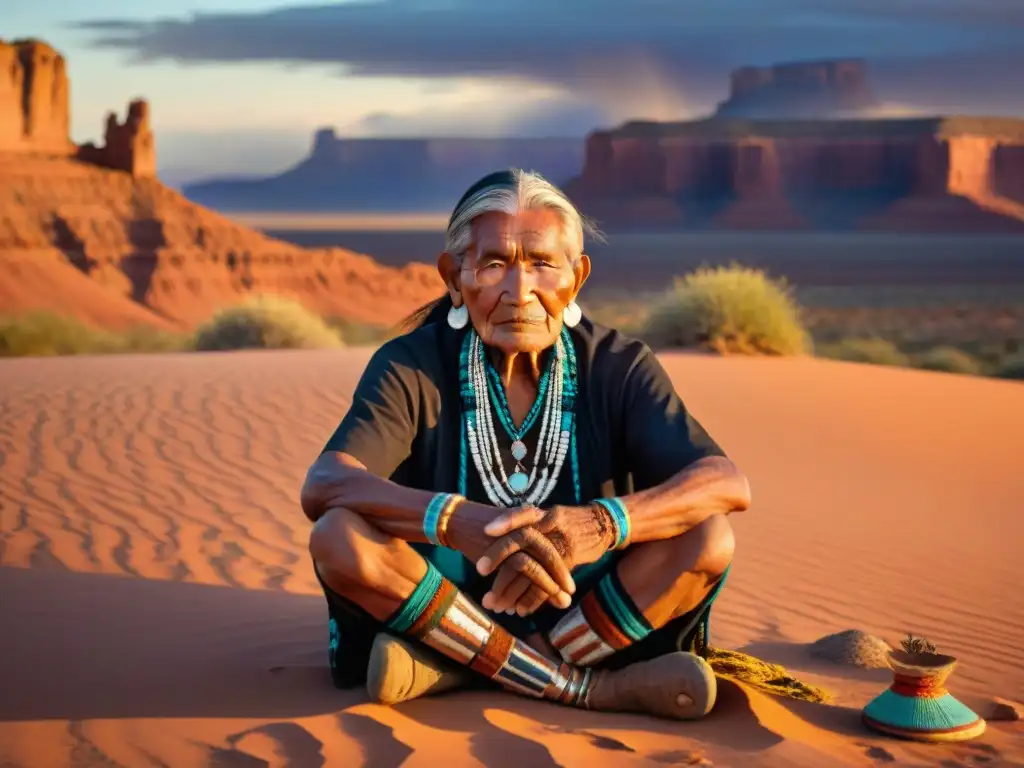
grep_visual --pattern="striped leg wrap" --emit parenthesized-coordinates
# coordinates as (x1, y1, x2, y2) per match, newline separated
(384, 562, 591, 705)
(548, 569, 653, 666)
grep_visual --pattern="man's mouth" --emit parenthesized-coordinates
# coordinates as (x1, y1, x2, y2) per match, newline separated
(499, 318, 544, 326)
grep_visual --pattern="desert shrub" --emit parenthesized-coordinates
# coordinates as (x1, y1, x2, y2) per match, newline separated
(325, 317, 393, 346)
(911, 346, 982, 376)
(641, 265, 811, 356)
(103, 326, 192, 353)
(0, 312, 113, 357)
(193, 295, 343, 351)
(816, 337, 909, 367)
(0, 313, 194, 357)
(995, 353, 1024, 380)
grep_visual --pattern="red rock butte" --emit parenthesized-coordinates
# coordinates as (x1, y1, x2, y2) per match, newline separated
(0, 38, 442, 331)
(1, 39, 154, 176)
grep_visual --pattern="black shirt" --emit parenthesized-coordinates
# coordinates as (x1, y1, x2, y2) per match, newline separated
(322, 316, 725, 504)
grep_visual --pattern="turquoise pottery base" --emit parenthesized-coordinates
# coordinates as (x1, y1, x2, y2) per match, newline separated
(863, 689, 986, 743)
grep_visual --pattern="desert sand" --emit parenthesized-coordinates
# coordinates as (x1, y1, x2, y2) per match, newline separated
(1, 349, 1021, 767)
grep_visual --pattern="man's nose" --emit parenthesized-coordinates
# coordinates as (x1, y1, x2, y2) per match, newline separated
(502, 262, 534, 305)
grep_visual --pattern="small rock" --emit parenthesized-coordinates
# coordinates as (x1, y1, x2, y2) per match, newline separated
(808, 629, 892, 669)
(986, 697, 1022, 722)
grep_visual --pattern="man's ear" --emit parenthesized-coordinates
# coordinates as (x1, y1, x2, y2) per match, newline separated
(572, 253, 592, 297)
(437, 251, 462, 304)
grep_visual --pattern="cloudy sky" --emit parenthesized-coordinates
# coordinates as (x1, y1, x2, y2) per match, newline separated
(8, 0, 1024, 182)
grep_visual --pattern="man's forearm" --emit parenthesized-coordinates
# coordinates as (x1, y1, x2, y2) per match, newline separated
(306, 452, 576, 605)
(300, 451, 494, 542)
(616, 456, 751, 544)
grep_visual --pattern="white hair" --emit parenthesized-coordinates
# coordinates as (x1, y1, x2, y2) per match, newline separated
(444, 169, 603, 262)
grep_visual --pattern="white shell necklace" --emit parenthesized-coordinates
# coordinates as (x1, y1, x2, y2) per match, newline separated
(463, 330, 572, 507)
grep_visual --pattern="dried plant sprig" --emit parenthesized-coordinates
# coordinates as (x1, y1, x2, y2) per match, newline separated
(901, 634, 937, 654)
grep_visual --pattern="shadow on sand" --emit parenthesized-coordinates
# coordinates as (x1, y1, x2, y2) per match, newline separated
(3, 565, 916, 765)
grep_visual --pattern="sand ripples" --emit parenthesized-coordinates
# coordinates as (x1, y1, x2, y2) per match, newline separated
(1, 349, 1022, 767)
(0, 350, 372, 592)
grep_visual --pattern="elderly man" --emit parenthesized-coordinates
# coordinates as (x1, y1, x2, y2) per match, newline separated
(301, 169, 750, 719)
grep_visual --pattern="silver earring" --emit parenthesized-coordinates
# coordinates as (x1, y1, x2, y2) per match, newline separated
(447, 303, 469, 330)
(562, 301, 582, 328)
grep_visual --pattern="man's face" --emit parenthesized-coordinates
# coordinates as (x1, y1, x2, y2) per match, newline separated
(446, 208, 590, 354)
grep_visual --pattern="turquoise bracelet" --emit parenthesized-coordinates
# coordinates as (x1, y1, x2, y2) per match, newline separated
(423, 492, 458, 546)
(593, 497, 631, 550)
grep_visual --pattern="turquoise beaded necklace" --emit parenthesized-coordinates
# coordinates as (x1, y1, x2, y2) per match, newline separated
(458, 327, 581, 506)
(484, 348, 552, 484)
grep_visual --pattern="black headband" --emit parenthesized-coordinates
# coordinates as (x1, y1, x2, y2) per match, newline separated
(448, 169, 518, 228)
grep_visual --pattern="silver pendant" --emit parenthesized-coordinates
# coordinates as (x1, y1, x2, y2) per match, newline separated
(510, 440, 527, 461)
(508, 471, 529, 494)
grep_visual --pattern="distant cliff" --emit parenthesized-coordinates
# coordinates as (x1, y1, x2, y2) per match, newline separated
(565, 117, 1024, 232)
(182, 129, 585, 212)
(715, 59, 880, 119)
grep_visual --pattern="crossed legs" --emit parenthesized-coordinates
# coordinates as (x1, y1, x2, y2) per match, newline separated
(310, 508, 734, 718)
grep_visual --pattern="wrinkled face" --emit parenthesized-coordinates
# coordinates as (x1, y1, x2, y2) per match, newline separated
(440, 208, 590, 355)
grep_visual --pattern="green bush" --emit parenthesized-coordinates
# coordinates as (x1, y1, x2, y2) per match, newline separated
(193, 294, 343, 351)
(641, 265, 811, 356)
(816, 337, 909, 367)
(912, 346, 982, 376)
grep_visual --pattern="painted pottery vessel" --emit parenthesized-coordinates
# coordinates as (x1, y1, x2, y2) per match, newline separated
(862, 650, 986, 742)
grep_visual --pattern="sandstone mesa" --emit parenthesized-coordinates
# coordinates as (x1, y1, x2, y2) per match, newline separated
(0, 38, 442, 331)
(183, 56, 1024, 233)
(565, 115, 1024, 232)
(565, 60, 1024, 232)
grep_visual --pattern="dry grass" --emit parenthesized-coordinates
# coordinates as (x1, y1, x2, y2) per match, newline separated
(1, 297, 381, 356)
(641, 265, 812, 356)
(193, 295, 345, 351)
(5, 280, 1023, 380)
(816, 337, 910, 367)
(583, 277, 1023, 379)
(0, 312, 190, 357)
(324, 316, 394, 346)
(912, 346, 984, 376)
(996, 353, 1024, 380)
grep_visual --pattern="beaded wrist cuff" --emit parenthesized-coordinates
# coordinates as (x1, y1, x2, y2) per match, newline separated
(423, 492, 463, 547)
(593, 497, 631, 550)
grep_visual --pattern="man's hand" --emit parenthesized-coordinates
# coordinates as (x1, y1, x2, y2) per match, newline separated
(477, 504, 618, 616)
(443, 502, 576, 610)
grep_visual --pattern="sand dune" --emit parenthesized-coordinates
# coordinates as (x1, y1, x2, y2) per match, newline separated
(1, 350, 1022, 767)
